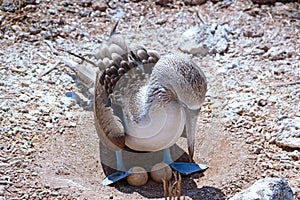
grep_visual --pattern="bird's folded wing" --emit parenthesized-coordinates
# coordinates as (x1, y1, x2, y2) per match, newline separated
(94, 73, 125, 151)
(94, 33, 161, 150)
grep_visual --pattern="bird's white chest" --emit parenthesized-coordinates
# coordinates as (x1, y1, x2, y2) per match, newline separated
(124, 101, 186, 152)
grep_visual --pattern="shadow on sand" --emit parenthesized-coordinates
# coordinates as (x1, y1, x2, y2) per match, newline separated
(99, 142, 225, 199)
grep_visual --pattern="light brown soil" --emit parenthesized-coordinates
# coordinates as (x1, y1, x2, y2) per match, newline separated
(0, 0, 299, 199)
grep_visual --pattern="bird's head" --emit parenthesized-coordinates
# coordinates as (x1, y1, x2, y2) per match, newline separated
(152, 53, 207, 110)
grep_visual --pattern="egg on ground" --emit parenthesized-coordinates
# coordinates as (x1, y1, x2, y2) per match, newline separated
(126, 166, 148, 186)
(150, 162, 172, 183)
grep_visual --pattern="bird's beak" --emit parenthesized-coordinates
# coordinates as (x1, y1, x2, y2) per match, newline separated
(184, 107, 200, 162)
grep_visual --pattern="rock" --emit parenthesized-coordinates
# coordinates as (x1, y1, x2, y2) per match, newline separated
(184, 0, 207, 5)
(288, 151, 299, 161)
(265, 46, 296, 61)
(92, 2, 107, 11)
(276, 118, 300, 149)
(41, 93, 56, 105)
(243, 24, 264, 38)
(1, 0, 38, 12)
(1, 0, 18, 12)
(251, 0, 276, 4)
(29, 27, 41, 35)
(19, 93, 30, 102)
(226, 99, 251, 116)
(60, 96, 75, 108)
(11, 25, 23, 32)
(230, 177, 294, 200)
(155, 0, 172, 6)
(276, 136, 300, 149)
(0, 100, 9, 112)
(46, 122, 53, 128)
(213, 24, 229, 54)
(178, 26, 211, 56)
(59, 74, 73, 83)
(80, 0, 92, 7)
(253, 145, 263, 154)
(156, 17, 168, 25)
(178, 24, 229, 56)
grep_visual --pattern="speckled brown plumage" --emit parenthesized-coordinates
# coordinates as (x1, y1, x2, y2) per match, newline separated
(96, 35, 160, 96)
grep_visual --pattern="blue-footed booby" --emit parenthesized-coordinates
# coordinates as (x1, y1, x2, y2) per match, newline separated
(93, 28, 208, 185)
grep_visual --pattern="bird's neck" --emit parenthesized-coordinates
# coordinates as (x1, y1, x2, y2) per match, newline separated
(128, 81, 174, 123)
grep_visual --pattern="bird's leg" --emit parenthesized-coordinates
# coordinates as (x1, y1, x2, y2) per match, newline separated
(116, 150, 126, 171)
(163, 148, 173, 164)
(102, 150, 129, 186)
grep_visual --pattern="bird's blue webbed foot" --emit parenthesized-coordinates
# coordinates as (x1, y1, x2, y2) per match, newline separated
(163, 148, 208, 175)
(169, 162, 208, 175)
(102, 171, 129, 186)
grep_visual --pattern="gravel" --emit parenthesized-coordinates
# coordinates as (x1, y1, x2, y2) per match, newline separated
(0, 0, 299, 199)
